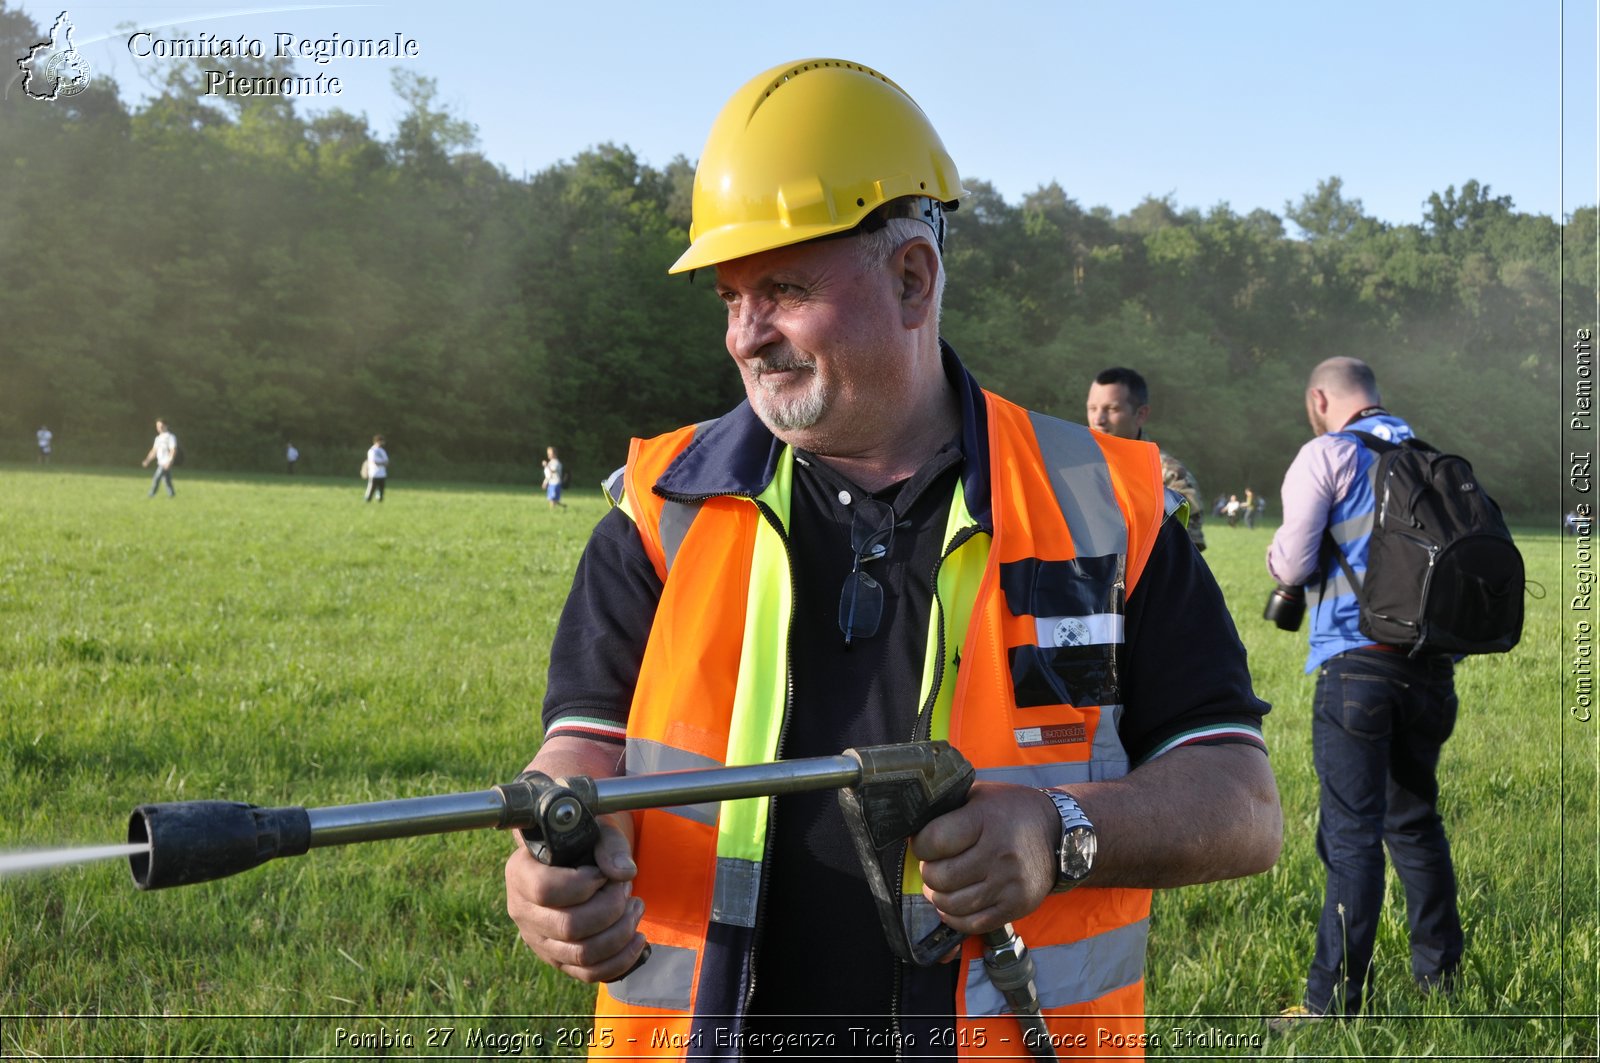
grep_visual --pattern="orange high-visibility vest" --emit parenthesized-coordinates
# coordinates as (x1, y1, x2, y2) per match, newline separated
(588, 387, 1171, 1059)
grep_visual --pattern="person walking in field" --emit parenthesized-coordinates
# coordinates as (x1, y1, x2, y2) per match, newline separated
(540, 446, 567, 510)
(286, 442, 299, 475)
(363, 435, 388, 502)
(1224, 494, 1242, 526)
(36, 425, 52, 464)
(141, 419, 177, 498)
(1267, 357, 1462, 1023)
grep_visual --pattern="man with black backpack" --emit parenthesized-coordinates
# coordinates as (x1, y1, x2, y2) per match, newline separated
(1267, 357, 1511, 1024)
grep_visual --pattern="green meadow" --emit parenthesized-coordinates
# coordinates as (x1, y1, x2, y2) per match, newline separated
(0, 466, 1592, 1059)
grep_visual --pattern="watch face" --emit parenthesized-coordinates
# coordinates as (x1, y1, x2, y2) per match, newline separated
(1060, 825, 1096, 881)
(1044, 789, 1095, 885)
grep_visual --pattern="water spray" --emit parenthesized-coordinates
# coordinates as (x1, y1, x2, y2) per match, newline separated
(0, 842, 149, 878)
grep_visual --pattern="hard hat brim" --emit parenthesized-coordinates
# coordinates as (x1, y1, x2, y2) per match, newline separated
(667, 220, 855, 275)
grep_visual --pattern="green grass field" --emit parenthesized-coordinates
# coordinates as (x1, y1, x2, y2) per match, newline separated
(0, 465, 1593, 1060)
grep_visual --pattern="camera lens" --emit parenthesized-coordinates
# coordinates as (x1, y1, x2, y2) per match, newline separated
(1263, 584, 1306, 631)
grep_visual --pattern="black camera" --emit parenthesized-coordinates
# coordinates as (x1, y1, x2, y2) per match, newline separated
(1263, 584, 1306, 631)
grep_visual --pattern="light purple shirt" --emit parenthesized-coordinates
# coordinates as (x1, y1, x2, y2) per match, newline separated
(1266, 433, 1362, 585)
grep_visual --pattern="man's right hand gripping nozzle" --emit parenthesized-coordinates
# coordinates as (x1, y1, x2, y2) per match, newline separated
(505, 815, 649, 983)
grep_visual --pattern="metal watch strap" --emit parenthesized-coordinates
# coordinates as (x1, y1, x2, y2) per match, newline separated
(1041, 788, 1095, 887)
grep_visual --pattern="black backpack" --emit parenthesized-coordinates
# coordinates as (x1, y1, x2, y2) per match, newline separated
(1329, 431, 1524, 656)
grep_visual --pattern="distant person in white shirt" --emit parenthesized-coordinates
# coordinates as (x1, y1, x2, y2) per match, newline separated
(540, 445, 567, 510)
(364, 435, 388, 502)
(286, 442, 299, 475)
(35, 426, 52, 464)
(141, 419, 177, 498)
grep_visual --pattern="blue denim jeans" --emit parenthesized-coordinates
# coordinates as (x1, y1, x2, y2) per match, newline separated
(148, 465, 175, 497)
(1306, 648, 1462, 1016)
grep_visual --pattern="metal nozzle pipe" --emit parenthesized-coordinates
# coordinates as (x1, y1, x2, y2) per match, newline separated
(127, 755, 872, 890)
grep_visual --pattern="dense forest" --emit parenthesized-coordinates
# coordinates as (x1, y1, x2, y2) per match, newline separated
(2, 6, 1590, 516)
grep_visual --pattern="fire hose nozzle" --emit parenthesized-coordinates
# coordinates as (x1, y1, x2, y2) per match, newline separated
(129, 801, 312, 890)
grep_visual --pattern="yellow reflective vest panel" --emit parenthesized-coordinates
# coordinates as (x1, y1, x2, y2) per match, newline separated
(590, 389, 1170, 1058)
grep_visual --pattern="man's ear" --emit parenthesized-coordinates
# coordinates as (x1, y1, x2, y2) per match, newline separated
(894, 238, 941, 329)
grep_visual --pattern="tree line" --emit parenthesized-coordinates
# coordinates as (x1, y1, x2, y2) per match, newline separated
(2, 6, 1588, 516)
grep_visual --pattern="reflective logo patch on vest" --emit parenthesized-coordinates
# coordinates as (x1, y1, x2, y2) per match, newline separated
(1035, 613, 1123, 648)
(1015, 723, 1089, 747)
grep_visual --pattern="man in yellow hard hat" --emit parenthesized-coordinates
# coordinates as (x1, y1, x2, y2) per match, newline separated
(505, 59, 1280, 1057)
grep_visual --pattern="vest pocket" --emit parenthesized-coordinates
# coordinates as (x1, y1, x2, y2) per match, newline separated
(1009, 643, 1117, 708)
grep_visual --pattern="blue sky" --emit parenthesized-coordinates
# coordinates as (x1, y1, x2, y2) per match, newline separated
(9, 1, 1597, 228)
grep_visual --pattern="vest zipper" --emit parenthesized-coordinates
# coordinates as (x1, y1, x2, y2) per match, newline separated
(898, 520, 985, 1062)
(892, 961, 905, 1062)
(913, 522, 985, 740)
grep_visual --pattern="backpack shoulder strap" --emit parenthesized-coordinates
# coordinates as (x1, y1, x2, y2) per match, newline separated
(1348, 429, 1438, 455)
(1323, 527, 1359, 595)
(1345, 429, 1395, 452)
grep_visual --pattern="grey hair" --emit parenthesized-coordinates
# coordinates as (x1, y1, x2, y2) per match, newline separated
(856, 211, 946, 330)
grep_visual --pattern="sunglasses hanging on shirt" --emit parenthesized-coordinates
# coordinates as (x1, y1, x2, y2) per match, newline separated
(838, 497, 898, 646)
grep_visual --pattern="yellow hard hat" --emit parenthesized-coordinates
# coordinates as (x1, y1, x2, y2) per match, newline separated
(668, 58, 966, 274)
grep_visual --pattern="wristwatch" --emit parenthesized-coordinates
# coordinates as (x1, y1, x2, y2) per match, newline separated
(1041, 788, 1097, 889)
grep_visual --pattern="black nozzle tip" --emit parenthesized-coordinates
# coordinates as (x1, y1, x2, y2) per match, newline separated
(129, 801, 311, 890)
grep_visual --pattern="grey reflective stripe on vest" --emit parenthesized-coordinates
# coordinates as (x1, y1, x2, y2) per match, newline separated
(655, 418, 721, 575)
(626, 737, 723, 775)
(965, 918, 1149, 1014)
(1322, 565, 1359, 601)
(608, 942, 697, 1010)
(710, 856, 761, 927)
(1328, 460, 1380, 551)
(1329, 506, 1375, 549)
(659, 501, 700, 574)
(625, 739, 722, 825)
(1095, 702, 1127, 775)
(1027, 413, 1129, 558)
